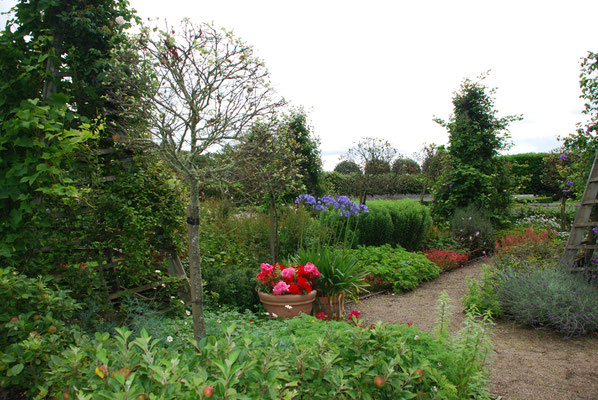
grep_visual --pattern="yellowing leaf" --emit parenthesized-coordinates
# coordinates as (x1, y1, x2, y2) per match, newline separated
(95, 366, 105, 379)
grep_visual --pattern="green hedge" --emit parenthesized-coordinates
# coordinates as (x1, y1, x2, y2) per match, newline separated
(322, 172, 424, 196)
(500, 153, 551, 195)
(356, 199, 432, 251)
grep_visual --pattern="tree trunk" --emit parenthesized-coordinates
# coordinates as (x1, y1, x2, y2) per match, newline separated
(188, 179, 206, 340)
(560, 196, 567, 232)
(269, 191, 279, 263)
(420, 177, 429, 204)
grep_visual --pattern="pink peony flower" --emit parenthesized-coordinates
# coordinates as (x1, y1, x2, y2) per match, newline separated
(281, 267, 295, 280)
(304, 262, 320, 278)
(260, 263, 274, 274)
(272, 281, 290, 295)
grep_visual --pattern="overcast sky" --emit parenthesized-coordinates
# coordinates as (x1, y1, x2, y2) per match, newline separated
(2, 0, 597, 170)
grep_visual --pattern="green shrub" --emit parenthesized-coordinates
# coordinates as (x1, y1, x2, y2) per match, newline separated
(450, 205, 495, 256)
(0, 268, 80, 395)
(497, 265, 598, 338)
(354, 205, 394, 247)
(355, 199, 432, 250)
(38, 311, 492, 400)
(349, 245, 440, 292)
(461, 266, 502, 317)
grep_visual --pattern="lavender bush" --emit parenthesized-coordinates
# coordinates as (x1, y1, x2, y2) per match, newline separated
(497, 264, 598, 338)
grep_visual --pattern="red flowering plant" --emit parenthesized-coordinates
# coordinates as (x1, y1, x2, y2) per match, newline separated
(256, 262, 321, 295)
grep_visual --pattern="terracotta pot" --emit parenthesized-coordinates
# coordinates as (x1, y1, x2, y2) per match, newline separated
(258, 290, 317, 318)
(315, 293, 345, 320)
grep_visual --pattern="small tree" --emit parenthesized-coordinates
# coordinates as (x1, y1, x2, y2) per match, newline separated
(226, 119, 305, 263)
(433, 75, 521, 219)
(344, 137, 397, 203)
(140, 20, 281, 340)
(415, 144, 451, 203)
(392, 157, 421, 175)
(284, 109, 323, 195)
(334, 160, 361, 175)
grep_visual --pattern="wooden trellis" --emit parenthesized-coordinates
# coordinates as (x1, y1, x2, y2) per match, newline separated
(561, 151, 598, 267)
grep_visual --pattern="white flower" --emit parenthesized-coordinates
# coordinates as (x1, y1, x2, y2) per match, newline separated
(414, 335, 419, 341)
(155, 269, 161, 274)
(432, 386, 438, 392)
(185, 310, 191, 316)
(285, 305, 293, 309)
(161, 283, 166, 287)
(184, 321, 188, 325)
(271, 313, 278, 318)
(437, 362, 443, 367)
(475, 231, 480, 237)
(115, 16, 125, 26)
(180, 300, 185, 304)
(166, 336, 173, 343)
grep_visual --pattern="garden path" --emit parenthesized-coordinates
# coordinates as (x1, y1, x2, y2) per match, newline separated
(352, 259, 598, 400)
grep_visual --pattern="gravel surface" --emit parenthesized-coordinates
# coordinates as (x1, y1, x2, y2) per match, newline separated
(351, 259, 598, 400)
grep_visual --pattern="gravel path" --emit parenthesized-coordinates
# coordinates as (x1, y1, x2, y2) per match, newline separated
(351, 259, 598, 400)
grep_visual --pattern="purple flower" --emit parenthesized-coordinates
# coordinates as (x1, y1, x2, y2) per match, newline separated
(593, 227, 598, 235)
(295, 194, 316, 206)
(562, 189, 571, 194)
(320, 195, 335, 207)
(566, 181, 573, 186)
(359, 204, 369, 213)
(448, 184, 453, 188)
(560, 154, 567, 160)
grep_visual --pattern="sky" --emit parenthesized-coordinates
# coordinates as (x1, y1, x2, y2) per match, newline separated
(2, 0, 597, 170)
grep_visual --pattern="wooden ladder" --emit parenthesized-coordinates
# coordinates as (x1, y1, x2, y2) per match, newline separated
(561, 151, 598, 266)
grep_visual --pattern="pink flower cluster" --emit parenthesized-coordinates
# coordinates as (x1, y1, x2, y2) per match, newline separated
(256, 262, 321, 295)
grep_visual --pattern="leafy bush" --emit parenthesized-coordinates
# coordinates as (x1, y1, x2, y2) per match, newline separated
(450, 205, 495, 256)
(353, 205, 393, 247)
(349, 245, 440, 293)
(423, 249, 469, 272)
(496, 266, 598, 338)
(355, 199, 432, 251)
(0, 268, 80, 394)
(203, 264, 260, 310)
(37, 311, 492, 399)
(461, 266, 502, 317)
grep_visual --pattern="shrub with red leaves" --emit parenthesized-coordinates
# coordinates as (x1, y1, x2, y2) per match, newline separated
(495, 227, 559, 259)
(422, 249, 469, 272)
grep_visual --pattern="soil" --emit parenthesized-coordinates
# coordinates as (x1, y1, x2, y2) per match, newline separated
(351, 259, 598, 400)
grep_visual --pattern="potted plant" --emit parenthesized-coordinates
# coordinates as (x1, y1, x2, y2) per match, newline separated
(288, 246, 369, 320)
(255, 262, 321, 318)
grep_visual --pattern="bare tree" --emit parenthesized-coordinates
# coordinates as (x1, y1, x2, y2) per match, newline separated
(344, 137, 397, 203)
(140, 20, 282, 340)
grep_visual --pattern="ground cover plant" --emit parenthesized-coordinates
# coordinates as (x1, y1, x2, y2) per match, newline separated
(36, 308, 493, 400)
(349, 245, 440, 293)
